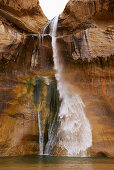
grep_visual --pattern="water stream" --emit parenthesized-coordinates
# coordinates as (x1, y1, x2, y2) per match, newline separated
(34, 77, 60, 155)
(50, 16, 92, 156)
(44, 113, 58, 155)
(33, 78, 44, 155)
(38, 108, 44, 155)
(35, 16, 92, 156)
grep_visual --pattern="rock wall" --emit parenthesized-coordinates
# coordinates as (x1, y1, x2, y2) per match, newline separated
(0, 0, 50, 156)
(0, 0, 113, 157)
(0, 74, 39, 156)
(0, 0, 47, 33)
(0, 0, 48, 64)
(58, 0, 114, 35)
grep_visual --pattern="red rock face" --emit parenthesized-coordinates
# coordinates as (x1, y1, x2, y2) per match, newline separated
(0, 0, 47, 34)
(0, 0, 40, 11)
(0, 0, 49, 69)
(58, 0, 114, 35)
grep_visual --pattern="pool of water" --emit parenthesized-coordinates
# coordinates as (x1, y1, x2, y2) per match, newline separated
(0, 156, 113, 170)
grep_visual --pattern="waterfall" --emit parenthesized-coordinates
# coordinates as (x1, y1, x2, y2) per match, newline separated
(34, 76, 60, 155)
(44, 114, 58, 155)
(38, 108, 44, 155)
(50, 16, 92, 156)
(33, 78, 44, 155)
(44, 77, 59, 155)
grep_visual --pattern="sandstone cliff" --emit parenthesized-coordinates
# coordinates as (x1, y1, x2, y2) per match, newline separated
(0, 0, 47, 33)
(0, 0, 113, 157)
(58, 0, 114, 34)
(56, 0, 114, 61)
(0, 0, 47, 65)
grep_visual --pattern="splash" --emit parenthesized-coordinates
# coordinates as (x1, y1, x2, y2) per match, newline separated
(50, 16, 92, 156)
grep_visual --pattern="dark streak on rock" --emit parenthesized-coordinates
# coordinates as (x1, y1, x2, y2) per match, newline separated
(0, 102, 11, 113)
(94, 1, 97, 15)
(22, 135, 39, 142)
(9, 113, 25, 119)
(108, 0, 114, 12)
(99, 0, 106, 11)
(6, 0, 10, 5)
(72, 35, 82, 58)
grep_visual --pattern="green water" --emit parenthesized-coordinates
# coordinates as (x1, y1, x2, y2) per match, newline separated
(0, 156, 113, 170)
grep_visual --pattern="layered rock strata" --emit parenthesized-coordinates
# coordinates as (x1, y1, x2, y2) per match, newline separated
(0, 0, 47, 66)
(0, 0, 47, 34)
(58, 0, 114, 35)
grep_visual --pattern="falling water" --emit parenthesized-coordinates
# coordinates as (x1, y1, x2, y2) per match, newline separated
(38, 108, 44, 155)
(44, 77, 60, 155)
(44, 114, 58, 155)
(33, 78, 44, 155)
(34, 77, 60, 155)
(50, 16, 92, 156)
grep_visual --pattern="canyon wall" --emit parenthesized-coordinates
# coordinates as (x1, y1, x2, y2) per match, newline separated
(58, 0, 114, 34)
(0, 0, 113, 157)
(0, 0, 47, 64)
(0, 0, 47, 33)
